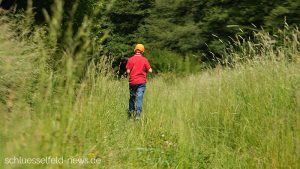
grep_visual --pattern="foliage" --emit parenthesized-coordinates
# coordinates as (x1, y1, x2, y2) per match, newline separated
(147, 49, 202, 73)
(139, 0, 300, 58)
(1, 10, 300, 168)
(103, 0, 155, 60)
(1, 0, 299, 71)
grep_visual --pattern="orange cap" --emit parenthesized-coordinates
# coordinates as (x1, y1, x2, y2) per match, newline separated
(134, 44, 145, 53)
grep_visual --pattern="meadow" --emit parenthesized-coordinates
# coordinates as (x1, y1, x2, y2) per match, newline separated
(1, 11, 300, 169)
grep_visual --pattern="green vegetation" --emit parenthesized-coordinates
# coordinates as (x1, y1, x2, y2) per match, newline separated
(1, 1, 300, 168)
(1, 0, 299, 71)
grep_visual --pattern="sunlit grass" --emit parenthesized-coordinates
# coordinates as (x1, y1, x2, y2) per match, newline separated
(1, 4, 300, 169)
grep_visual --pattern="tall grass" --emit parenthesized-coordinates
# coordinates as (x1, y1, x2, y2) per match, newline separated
(1, 2, 300, 169)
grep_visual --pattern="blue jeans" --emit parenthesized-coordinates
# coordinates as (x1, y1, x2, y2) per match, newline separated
(129, 83, 146, 115)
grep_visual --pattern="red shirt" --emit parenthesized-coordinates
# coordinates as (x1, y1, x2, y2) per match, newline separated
(126, 53, 151, 84)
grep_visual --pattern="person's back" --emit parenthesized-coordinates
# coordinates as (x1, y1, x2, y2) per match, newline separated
(126, 44, 152, 120)
(127, 53, 151, 85)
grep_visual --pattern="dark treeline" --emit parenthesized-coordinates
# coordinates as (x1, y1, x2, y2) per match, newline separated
(1, 0, 299, 72)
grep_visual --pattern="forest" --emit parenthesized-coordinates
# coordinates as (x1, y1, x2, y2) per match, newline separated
(1, 0, 300, 168)
(1, 0, 299, 73)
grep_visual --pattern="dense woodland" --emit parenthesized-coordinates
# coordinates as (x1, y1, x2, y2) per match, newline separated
(1, 0, 299, 72)
(1, 1, 300, 168)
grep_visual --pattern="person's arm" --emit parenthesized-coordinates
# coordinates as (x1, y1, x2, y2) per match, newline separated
(126, 59, 132, 74)
(145, 59, 152, 73)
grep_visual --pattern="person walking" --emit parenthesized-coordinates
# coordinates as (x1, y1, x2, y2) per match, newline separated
(126, 44, 152, 120)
